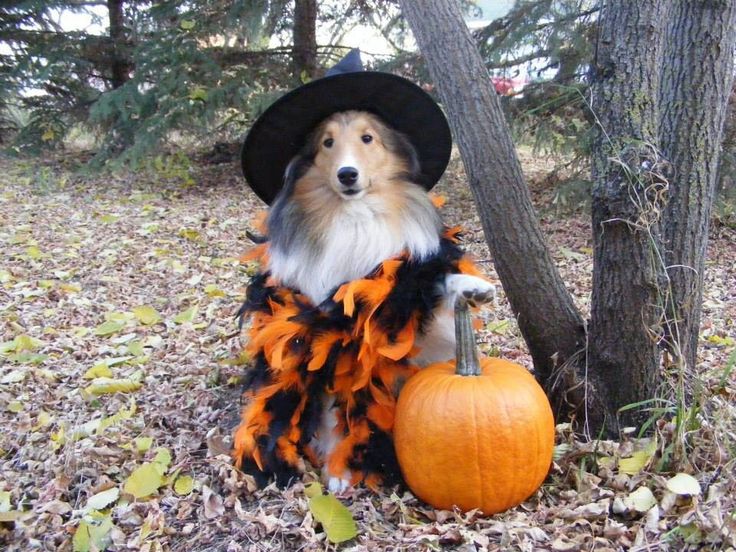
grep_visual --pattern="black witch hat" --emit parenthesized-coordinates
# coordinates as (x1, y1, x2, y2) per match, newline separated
(241, 49, 453, 205)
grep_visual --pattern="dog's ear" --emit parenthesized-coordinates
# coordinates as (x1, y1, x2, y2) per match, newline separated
(282, 155, 309, 195)
(381, 126, 422, 183)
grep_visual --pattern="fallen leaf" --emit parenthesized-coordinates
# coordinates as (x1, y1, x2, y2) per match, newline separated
(305, 482, 357, 544)
(618, 438, 657, 475)
(123, 463, 165, 499)
(1, 369, 26, 384)
(173, 306, 198, 324)
(135, 437, 153, 453)
(623, 486, 657, 513)
(202, 485, 224, 519)
(666, 473, 701, 496)
(83, 363, 113, 379)
(93, 320, 126, 337)
(132, 305, 162, 326)
(0, 491, 11, 512)
(73, 512, 114, 552)
(174, 475, 194, 496)
(83, 378, 142, 396)
(86, 487, 120, 511)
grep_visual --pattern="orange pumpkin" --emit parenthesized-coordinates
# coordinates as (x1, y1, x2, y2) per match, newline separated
(394, 301, 554, 515)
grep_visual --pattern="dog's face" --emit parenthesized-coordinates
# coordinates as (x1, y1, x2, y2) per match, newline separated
(296, 111, 420, 201)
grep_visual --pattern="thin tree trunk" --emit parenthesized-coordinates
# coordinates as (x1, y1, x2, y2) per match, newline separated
(107, 0, 129, 89)
(292, 0, 317, 82)
(397, 0, 589, 420)
(588, 0, 670, 434)
(659, 1, 736, 372)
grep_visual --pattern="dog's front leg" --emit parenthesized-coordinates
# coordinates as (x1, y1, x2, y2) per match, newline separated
(310, 397, 353, 493)
(414, 274, 496, 366)
(443, 273, 497, 309)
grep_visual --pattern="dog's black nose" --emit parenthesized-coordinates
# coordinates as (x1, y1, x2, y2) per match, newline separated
(337, 166, 359, 186)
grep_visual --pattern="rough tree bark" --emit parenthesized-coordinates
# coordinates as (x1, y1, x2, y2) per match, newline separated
(396, 0, 589, 419)
(107, 0, 129, 89)
(399, 0, 735, 436)
(659, 2, 736, 372)
(588, 0, 671, 433)
(292, 0, 317, 82)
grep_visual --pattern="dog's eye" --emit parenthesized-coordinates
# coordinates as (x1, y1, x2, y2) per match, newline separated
(323, 138, 334, 148)
(361, 134, 373, 144)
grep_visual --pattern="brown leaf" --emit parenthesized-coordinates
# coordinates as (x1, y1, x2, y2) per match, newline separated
(202, 485, 224, 519)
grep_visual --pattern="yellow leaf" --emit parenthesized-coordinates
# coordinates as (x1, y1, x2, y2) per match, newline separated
(173, 306, 198, 324)
(152, 447, 172, 474)
(178, 227, 201, 241)
(174, 475, 194, 496)
(93, 320, 126, 336)
(623, 486, 657, 512)
(134, 437, 153, 453)
(618, 438, 657, 475)
(123, 463, 165, 498)
(204, 284, 225, 297)
(85, 487, 120, 511)
(0, 341, 16, 354)
(83, 363, 113, 379)
(60, 283, 81, 293)
(0, 491, 10, 512)
(14, 335, 44, 352)
(0, 511, 22, 522)
(307, 487, 358, 544)
(34, 410, 52, 429)
(105, 311, 134, 323)
(99, 214, 119, 224)
(707, 334, 735, 347)
(26, 245, 43, 259)
(73, 512, 113, 552)
(1, 370, 26, 384)
(7, 401, 22, 413)
(126, 340, 145, 356)
(83, 378, 142, 396)
(97, 399, 136, 434)
(51, 425, 66, 449)
(666, 473, 701, 496)
(180, 19, 195, 30)
(132, 305, 162, 326)
(188, 87, 208, 102)
(41, 128, 55, 142)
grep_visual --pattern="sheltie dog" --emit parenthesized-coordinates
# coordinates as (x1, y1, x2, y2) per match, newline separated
(261, 111, 495, 491)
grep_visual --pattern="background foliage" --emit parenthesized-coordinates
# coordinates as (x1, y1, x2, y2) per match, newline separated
(1, 0, 734, 211)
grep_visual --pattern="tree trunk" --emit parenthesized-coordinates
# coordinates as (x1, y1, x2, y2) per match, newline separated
(396, 0, 589, 419)
(107, 0, 129, 89)
(292, 0, 317, 82)
(659, 1, 736, 372)
(588, 0, 670, 434)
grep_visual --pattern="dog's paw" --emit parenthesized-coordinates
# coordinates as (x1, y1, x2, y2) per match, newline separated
(445, 274, 497, 308)
(326, 475, 351, 494)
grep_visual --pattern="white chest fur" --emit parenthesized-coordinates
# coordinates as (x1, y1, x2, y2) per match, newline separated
(268, 196, 441, 305)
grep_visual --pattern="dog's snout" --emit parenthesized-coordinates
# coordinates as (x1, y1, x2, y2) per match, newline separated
(337, 166, 359, 186)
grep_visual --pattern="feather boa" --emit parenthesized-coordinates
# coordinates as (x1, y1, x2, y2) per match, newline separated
(233, 226, 482, 488)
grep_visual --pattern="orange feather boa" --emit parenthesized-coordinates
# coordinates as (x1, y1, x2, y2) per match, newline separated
(233, 226, 482, 488)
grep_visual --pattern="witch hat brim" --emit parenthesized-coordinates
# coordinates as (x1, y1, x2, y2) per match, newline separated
(241, 52, 452, 205)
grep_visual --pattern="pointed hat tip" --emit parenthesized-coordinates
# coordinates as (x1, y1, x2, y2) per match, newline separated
(325, 49, 363, 77)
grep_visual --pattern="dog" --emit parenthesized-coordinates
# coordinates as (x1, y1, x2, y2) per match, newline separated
(259, 110, 496, 492)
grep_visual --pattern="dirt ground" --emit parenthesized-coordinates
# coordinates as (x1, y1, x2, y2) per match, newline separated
(0, 150, 734, 551)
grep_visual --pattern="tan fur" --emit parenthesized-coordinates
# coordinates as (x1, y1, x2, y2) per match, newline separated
(292, 111, 414, 240)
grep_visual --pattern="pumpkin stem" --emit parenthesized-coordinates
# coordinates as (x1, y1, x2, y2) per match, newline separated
(455, 299, 481, 376)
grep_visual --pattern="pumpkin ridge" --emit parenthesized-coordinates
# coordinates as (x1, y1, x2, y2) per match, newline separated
(470, 380, 484, 512)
